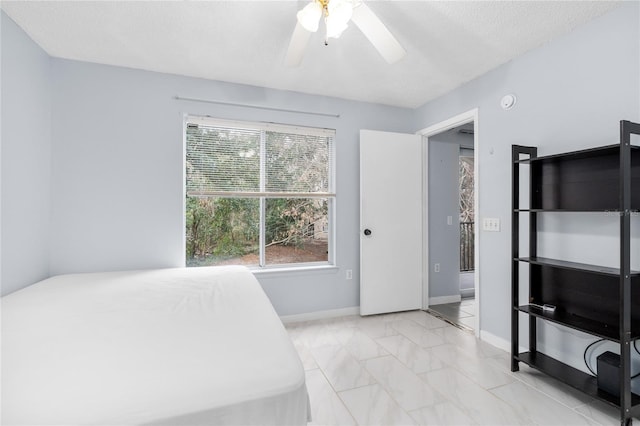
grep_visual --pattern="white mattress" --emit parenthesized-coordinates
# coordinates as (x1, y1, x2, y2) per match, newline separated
(1, 266, 308, 425)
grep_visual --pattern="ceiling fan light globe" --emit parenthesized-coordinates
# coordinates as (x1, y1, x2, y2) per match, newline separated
(326, 20, 348, 39)
(297, 2, 322, 32)
(328, 0, 353, 26)
(326, 0, 353, 39)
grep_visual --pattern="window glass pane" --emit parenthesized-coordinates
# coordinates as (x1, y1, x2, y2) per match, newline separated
(185, 196, 259, 267)
(265, 132, 331, 193)
(185, 116, 335, 269)
(265, 198, 329, 265)
(186, 124, 260, 193)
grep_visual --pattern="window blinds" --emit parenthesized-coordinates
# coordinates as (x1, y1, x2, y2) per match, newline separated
(186, 118, 335, 198)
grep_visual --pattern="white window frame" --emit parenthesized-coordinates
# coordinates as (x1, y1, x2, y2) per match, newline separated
(184, 116, 336, 271)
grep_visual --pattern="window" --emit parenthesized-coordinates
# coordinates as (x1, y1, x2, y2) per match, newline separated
(185, 117, 335, 269)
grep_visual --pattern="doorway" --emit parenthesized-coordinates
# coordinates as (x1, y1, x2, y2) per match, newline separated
(418, 110, 479, 336)
(459, 144, 475, 302)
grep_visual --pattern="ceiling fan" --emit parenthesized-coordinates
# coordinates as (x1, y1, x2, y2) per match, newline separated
(285, 0, 406, 67)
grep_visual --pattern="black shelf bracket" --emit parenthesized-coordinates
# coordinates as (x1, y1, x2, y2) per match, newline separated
(619, 120, 636, 424)
(512, 145, 538, 372)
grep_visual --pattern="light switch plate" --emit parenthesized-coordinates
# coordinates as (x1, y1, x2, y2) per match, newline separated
(483, 217, 501, 232)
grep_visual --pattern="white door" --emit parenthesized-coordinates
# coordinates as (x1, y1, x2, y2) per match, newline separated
(360, 130, 423, 315)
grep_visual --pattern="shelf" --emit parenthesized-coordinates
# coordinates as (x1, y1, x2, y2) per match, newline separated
(516, 351, 640, 409)
(512, 127, 640, 424)
(516, 257, 640, 277)
(517, 305, 629, 341)
(515, 144, 640, 164)
(515, 143, 640, 211)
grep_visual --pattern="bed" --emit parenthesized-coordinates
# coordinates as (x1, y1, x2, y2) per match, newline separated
(1, 266, 309, 425)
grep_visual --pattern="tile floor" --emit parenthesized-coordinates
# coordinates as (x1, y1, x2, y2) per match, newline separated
(285, 310, 624, 425)
(429, 298, 476, 330)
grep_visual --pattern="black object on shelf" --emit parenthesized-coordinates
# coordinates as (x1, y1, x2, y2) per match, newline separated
(511, 120, 640, 426)
(598, 351, 622, 399)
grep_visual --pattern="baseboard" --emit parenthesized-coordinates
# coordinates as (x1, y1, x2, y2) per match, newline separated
(429, 295, 461, 305)
(279, 306, 360, 324)
(460, 288, 475, 298)
(480, 330, 528, 353)
(480, 330, 510, 352)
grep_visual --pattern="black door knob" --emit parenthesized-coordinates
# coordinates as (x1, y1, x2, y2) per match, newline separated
(364, 229, 372, 236)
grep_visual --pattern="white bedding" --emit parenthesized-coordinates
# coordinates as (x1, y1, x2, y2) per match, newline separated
(1, 266, 308, 425)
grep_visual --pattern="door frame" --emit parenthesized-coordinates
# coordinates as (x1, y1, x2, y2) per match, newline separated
(416, 108, 480, 337)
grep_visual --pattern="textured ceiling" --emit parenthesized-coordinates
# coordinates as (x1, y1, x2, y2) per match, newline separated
(1, 1, 621, 108)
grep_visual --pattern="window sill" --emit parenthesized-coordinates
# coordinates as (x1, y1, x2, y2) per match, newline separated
(251, 264, 339, 278)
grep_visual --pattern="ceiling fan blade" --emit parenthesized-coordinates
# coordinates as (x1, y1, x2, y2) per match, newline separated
(285, 22, 312, 67)
(351, 2, 406, 64)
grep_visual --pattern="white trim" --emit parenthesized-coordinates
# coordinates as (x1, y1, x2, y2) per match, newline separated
(252, 264, 338, 277)
(460, 288, 475, 298)
(480, 330, 510, 352)
(421, 136, 430, 310)
(429, 295, 461, 305)
(259, 130, 266, 267)
(416, 109, 478, 137)
(416, 108, 481, 338)
(279, 306, 359, 324)
(481, 330, 527, 354)
(472, 115, 479, 338)
(328, 132, 337, 265)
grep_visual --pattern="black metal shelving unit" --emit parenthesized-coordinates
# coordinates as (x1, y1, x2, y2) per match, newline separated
(511, 120, 640, 426)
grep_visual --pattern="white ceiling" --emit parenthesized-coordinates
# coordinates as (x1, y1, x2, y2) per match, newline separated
(1, 1, 621, 108)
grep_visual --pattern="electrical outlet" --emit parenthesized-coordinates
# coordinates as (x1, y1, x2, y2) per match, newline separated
(346, 269, 353, 280)
(434, 263, 440, 273)
(482, 217, 501, 232)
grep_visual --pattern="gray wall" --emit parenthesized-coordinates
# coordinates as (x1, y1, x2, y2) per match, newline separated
(427, 140, 460, 300)
(1, 13, 52, 295)
(430, 127, 474, 148)
(427, 127, 473, 301)
(413, 2, 640, 373)
(46, 59, 415, 316)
